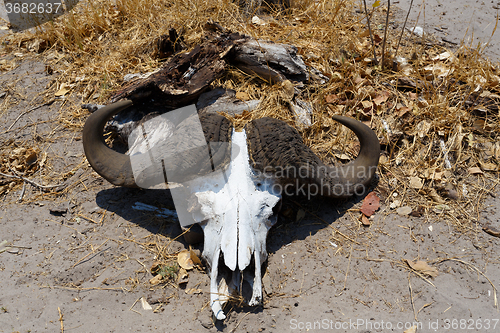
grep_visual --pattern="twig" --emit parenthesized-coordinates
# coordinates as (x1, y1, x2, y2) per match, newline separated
(343, 246, 353, 290)
(0, 171, 65, 191)
(229, 313, 251, 333)
(435, 258, 498, 308)
(408, 272, 417, 321)
(99, 206, 108, 225)
(76, 214, 99, 224)
(58, 307, 64, 333)
(68, 236, 93, 252)
(484, 11, 499, 50)
(417, 301, 434, 315)
(70, 239, 109, 269)
(129, 297, 142, 315)
(395, 0, 414, 57)
(5, 99, 55, 133)
(42, 285, 124, 292)
(362, 0, 378, 63)
(18, 182, 26, 202)
(299, 269, 306, 294)
(380, 0, 390, 68)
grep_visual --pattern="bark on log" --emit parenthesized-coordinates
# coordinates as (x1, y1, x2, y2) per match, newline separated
(110, 32, 246, 106)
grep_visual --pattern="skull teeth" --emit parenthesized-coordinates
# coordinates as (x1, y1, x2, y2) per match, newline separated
(210, 247, 226, 320)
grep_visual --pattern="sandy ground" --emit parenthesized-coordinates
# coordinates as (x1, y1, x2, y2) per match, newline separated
(394, 0, 500, 62)
(1, 2, 500, 333)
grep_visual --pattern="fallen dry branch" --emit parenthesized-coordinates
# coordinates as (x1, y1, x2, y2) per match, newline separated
(0, 171, 65, 191)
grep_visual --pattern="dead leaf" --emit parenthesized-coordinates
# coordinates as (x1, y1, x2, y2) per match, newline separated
(149, 274, 163, 285)
(141, 297, 153, 310)
(397, 206, 412, 216)
(334, 153, 351, 161)
(396, 106, 411, 117)
(185, 288, 203, 295)
(251, 16, 266, 26)
(422, 63, 451, 78)
(373, 91, 390, 106)
(281, 80, 295, 101)
(412, 120, 431, 138)
(150, 261, 162, 275)
(325, 94, 339, 104)
(354, 75, 364, 85)
(468, 167, 484, 175)
(408, 92, 418, 100)
(296, 209, 306, 222)
(423, 188, 446, 204)
(363, 57, 376, 65)
(25, 150, 37, 167)
(410, 206, 425, 217)
(422, 168, 443, 181)
(432, 51, 453, 61)
(361, 100, 373, 109)
(331, 72, 343, 81)
(361, 214, 371, 226)
(189, 246, 202, 268)
(178, 250, 195, 270)
(409, 177, 423, 189)
(405, 259, 438, 277)
(177, 267, 189, 284)
(433, 204, 451, 214)
(360, 192, 380, 217)
(358, 29, 370, 38)
(55, 84, 70, 97)
(480, 161, 498, 171)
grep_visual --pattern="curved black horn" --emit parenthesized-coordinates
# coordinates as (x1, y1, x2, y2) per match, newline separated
(328, 115, 380, 196)
(82, 100, 138, 188)
(246, 115, 380, 198)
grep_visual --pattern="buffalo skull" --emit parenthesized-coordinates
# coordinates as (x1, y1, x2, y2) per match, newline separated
(82, 99, 380, 319)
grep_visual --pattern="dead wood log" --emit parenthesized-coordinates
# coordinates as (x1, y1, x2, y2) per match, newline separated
(109, 24, 326, 107)
(231, 39, 308, 83)
(110, 32, 246, 106)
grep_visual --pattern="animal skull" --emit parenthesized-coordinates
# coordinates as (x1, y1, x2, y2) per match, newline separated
(124, 104, 280, 319)
(82, 99, 380, 320)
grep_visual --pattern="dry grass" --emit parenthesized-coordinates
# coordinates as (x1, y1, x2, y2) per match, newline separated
(1, 0, 499, 242)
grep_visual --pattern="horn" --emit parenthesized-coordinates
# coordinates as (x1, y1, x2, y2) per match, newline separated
(82, 99, 138, 188)
(245, 115, 380, 198)
(329, 115, 380, 196)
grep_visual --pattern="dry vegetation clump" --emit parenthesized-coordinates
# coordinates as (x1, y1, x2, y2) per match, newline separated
(0, 1, 499, 243)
